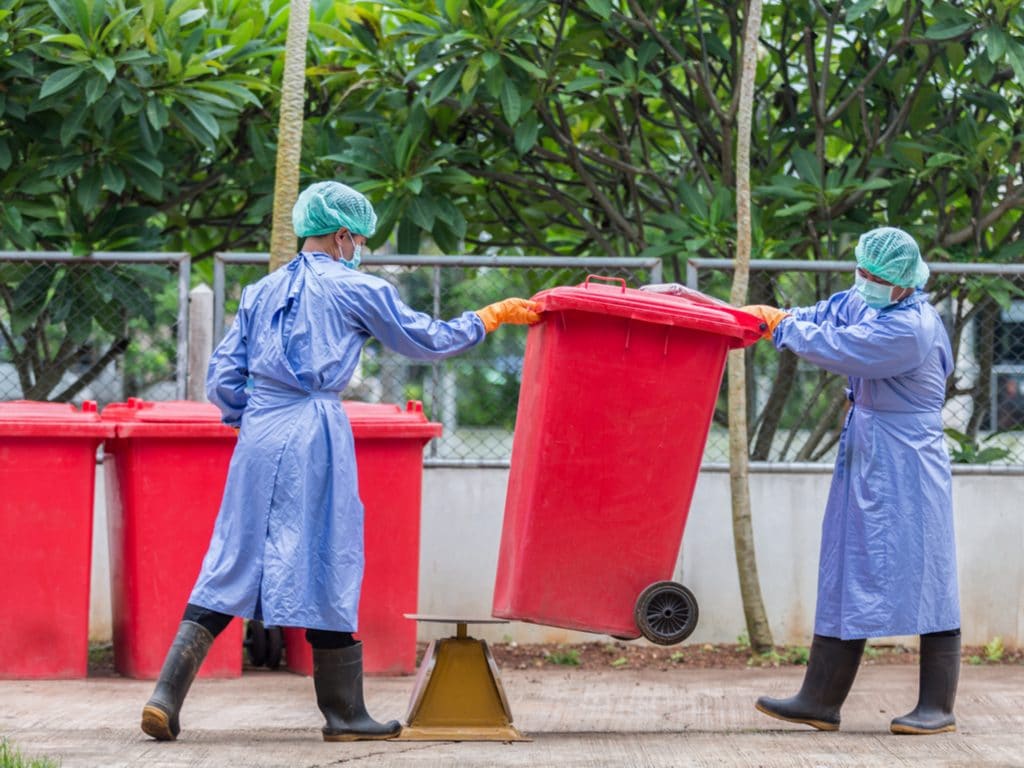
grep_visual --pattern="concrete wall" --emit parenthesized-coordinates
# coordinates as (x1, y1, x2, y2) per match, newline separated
(89, 464, 1024, 648)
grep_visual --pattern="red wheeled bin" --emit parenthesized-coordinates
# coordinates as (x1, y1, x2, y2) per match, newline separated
(0, 401, 113, 679)
(282, 401, 441, 677)
(492, 279, 763, 644)
(102, 398, 242, 678)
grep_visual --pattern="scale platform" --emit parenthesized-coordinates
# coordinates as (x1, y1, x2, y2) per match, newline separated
(396, 615, 528, 742)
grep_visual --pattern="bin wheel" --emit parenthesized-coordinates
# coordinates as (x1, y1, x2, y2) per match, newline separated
(265, 625, 283, 670)
(634, 581, 699, 645)
(245, 620, 268, 667)
(245, 621, 284, 669)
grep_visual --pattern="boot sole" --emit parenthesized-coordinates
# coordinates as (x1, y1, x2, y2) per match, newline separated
(323, 731, 401, 742)
(755, 702, 838, 731)
(890, 722, 956, 735)
(141, 706, 176, 741)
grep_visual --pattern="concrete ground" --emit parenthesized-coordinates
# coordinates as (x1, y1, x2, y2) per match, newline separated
(2, 665, 1023, 767)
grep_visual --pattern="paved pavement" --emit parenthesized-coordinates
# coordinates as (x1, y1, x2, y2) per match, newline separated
(2, 664, 1023, 767)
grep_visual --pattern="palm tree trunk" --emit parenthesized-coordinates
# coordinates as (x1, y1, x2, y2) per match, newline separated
(268, 0, 311, 274)
(728, 0, 773, 654)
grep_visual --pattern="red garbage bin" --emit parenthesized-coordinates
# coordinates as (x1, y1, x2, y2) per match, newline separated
(0, 401, 113, 679)
(492, 279, 763, 644)
(282, 401, 441, 677)
(102, 398, 242, 678)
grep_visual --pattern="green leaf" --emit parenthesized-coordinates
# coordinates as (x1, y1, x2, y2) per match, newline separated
(791, 148, 821, 187)
(985, 26, 1009, 62)
(503, 53, 547, 79)
(925, 20, 975, 40)
(885, 0, 903, 18)
(40, 32, 89, 50)
(179, 7, 207, 25)
(146, 98, 169, 129)
(101, 163, 126, 194)
(0, 138, 11, 171)
(76, 166, 102, 210)
(408, 196, 437, 230)
(845, 0, 875, 22)
(93, 56, 116, 82)
(564, 76, 604, 93)
(776, 200, 818, 216)
(428, 63, 464, 106)
(180, 99, 220, 140)
(925, 151, 965, 168)
(584, 0, 611, 19)
(396, 215, 421, 254)
(514, 114, 539, 155)
(500, 79, 522, 125)
(85, 73, 107, 105)
(40, 67, 85, 99)
(60, 104, 88, 145)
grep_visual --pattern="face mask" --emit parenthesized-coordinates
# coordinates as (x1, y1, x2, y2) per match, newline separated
(855, 273, 897, 310)
(341, 232, 362, 270)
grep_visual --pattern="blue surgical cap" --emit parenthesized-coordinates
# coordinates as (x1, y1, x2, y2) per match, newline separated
(292, 181, 378, 238)
(854, 227, 929, 288)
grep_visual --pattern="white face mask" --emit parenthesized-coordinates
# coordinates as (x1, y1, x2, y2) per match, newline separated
(855, 273, 898, 309)
(342, 232, 362, 269)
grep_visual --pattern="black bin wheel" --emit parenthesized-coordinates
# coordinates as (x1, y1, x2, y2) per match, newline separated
(634, 581, 699, 645)
(245, 621, 284, 669)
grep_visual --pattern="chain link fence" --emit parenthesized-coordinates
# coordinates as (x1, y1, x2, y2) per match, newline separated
(215, 254, 663, 464)
(688, 259, 1024, 466)
(6, 251, 1018, 466)
(0, 252, 189, 406)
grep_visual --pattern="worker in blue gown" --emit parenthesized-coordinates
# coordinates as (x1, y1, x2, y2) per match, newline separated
(743, 227, 960, 736)
(141, 181, 541, 743)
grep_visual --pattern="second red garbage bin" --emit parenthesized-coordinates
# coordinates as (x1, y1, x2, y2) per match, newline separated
(103, 399, 242, 678)
(492, 279, 763, 643)
(0, 401, 113, 679)
(283, 401, 441, 677)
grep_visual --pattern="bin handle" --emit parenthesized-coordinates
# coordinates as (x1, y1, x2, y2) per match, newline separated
(584, 275, 627, 292)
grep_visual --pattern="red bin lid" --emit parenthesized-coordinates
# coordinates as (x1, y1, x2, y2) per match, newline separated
(0, 400, 113, 437)
(344, 400, 443, 440)
(534, 278, 764, 347)
(102, 399, 235, 437)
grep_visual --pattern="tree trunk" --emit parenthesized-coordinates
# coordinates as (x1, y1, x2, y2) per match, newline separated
(268, 0, 310, 274)
(728, 0, 773, 654)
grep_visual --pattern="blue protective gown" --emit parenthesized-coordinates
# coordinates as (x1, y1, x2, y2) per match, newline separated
(190, 251, 486, 631)
(773, 288, 959, 640)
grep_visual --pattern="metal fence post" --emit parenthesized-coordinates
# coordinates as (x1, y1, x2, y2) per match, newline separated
(187, 284, 213, 402)
(175, 254, 191, 400)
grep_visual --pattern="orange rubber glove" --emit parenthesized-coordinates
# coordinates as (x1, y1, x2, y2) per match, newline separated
(475, 298, 542, 333)
(740, 305, 790, 340)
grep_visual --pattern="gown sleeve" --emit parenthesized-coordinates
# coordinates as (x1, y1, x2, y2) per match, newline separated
(774, 307, 932, 380)
(346, 279, 487, 361)
(206, 287, 252, 426)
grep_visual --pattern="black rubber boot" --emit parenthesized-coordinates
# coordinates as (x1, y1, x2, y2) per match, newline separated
(141, 620, 214, 741)
(890, 632, 960, 735)
(755, 634, 866, 731)
(313, 642, 402, 742)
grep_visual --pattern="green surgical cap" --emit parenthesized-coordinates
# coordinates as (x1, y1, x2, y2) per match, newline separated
(854, 227, 929, 288)
(292, 181, 377, 238)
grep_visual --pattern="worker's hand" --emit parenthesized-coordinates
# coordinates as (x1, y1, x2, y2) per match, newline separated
(475, 298, 542, 333)
(740, 305, 790, 340)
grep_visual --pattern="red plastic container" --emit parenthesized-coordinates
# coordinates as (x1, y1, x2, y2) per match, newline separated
(283, 401, 441, 676)
(102, 398, 241, 679)
(0, 401, 113, 679)
(492, 279, 763, 641)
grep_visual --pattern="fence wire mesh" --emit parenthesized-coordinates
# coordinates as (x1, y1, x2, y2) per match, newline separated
(0, 253, 187, 406)
(689, 259, 1024, 466)
(216, 254, 661, 463)
(4, 251, 1019, 467)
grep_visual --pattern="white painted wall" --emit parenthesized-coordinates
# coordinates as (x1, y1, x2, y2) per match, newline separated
(89, 464, 1024, 648)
